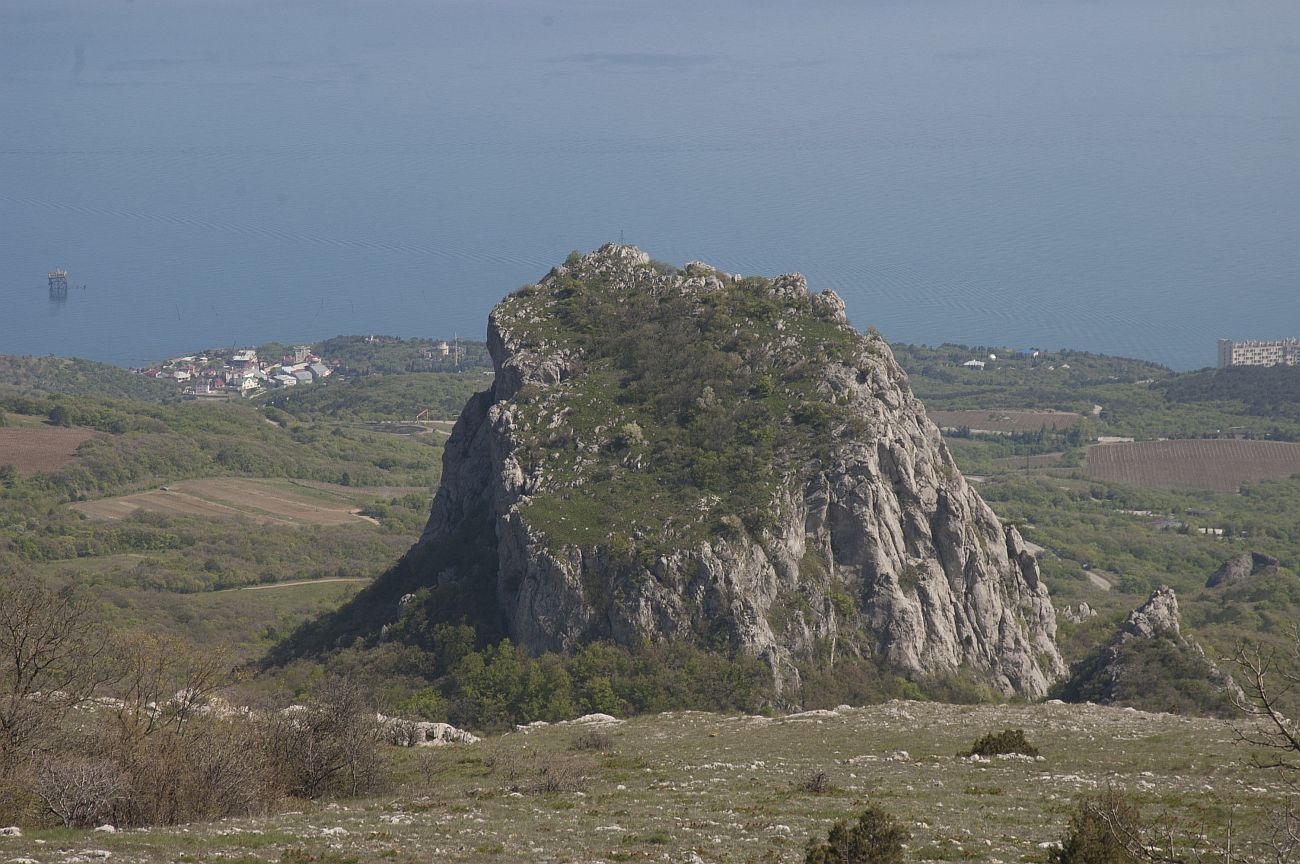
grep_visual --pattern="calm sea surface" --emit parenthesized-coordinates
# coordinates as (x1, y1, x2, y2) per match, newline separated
(2, 0, 1297, 370)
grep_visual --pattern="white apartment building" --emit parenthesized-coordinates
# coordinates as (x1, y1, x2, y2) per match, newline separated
(1217, 338, 1300, 368)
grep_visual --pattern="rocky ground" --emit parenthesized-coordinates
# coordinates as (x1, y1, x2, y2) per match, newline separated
(1, 700, 1286, 863)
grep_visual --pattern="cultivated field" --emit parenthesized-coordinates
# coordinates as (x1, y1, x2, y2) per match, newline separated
(0, 425, 98, 473)
(1086, 438, 1300, 491)
(0, 701, 1284, 863)
(929, 409, 1081, 434)
(71, 477, 421, 526)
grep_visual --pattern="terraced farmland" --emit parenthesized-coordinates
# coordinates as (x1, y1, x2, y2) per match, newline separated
(1086, 438, 1300, 491)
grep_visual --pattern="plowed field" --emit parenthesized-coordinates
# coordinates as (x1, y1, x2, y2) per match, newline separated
(0, 425, 97, 473)
(1086, 438, 1300, 491)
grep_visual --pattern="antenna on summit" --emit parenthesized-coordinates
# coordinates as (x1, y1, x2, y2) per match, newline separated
(620, 229, 624, 244)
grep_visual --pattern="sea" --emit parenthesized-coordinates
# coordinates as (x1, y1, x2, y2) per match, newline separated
(1, 0, 1297, 371)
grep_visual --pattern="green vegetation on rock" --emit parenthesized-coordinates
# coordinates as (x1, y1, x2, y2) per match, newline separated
(499, 260, 868, 549)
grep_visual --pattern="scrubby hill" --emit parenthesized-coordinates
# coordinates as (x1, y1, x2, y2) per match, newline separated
(275, 245, 1064, 708)
(0, 354, 179, 401)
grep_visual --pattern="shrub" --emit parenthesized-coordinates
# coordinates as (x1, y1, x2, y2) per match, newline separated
(961, 728, 1039, 758)
(569, 729, 614, 752)
(1049, 789, 1143, 864)
(34, 756, 127, 828)
(799, 769, 834, 795)
(266, 677, 386, 799)
(805, 805, 909, 864)
(532, 755, 593, 794)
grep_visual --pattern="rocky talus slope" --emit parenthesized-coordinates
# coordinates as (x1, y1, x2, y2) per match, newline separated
(408, 245, 1063, 698)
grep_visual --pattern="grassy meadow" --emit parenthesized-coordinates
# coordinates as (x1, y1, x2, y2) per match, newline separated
(0, 701, 1285, 863)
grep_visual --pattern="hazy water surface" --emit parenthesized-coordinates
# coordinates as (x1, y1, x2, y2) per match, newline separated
(2, 0, 1298, 369)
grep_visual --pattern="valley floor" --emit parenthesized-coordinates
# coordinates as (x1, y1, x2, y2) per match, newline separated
(2, 700, 1283, 864)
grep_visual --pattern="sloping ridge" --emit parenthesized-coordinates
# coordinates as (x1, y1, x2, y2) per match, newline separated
(276, 245, 1064, 699)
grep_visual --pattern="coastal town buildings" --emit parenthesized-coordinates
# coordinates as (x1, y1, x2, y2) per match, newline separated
(1217, 338, 1300, 368)
(147, 346, 332, 397)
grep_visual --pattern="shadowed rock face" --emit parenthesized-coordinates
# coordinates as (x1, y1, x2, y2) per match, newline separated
(418, 245, 1064, 699)
(1206, 552, 1280, 588)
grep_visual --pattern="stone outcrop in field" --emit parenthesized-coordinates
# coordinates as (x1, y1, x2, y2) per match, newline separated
(410, 245, 1063, 699)
(1206, 551, 1280, 588)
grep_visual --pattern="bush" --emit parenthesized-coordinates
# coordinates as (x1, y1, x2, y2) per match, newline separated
(1049, 789, 1143, 864)
(569, 729, 614, 752)
(805, 805, 909, 864)
(486, 747, 595, 795)
(34, 756, 127, 828)
(799, 769, 834, 795)
(961, 728, 1039, 758)
(266, 677, 386, 799)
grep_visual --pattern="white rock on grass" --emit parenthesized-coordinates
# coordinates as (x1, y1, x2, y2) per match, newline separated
(782, 709, 839, 721)
(0, 827, 20, 837)
(94, 825, 116, 833)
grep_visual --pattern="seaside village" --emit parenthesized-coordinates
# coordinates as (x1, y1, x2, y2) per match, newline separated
(142, 345, 332, 397)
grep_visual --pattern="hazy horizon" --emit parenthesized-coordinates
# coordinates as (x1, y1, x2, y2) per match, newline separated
(2, 0, 1298, 370)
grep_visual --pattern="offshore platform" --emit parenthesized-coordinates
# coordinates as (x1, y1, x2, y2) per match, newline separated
(47, 269, 85, 299)
(48, 268, 69, 299)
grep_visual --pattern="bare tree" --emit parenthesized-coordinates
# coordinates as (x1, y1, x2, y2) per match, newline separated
(106, 632, 228, 740)
(0, 570, 110, 775)
(1231, 638, 1300, 774)
(34, 756, 127, 828)
(1231, 637, 1300, 864)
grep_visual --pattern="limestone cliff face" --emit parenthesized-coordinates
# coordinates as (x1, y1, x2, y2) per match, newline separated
(417, 245, 1064, 699)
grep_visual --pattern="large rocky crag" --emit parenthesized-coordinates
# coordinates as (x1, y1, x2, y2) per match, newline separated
(410, 245, 1063, 699)
(1053, 587, 1242, 714)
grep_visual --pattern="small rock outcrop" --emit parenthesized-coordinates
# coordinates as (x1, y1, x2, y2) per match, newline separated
(1060, 601, 1097, 624)
(1206, 551, 1280, 588)
(300, 245, 1064, 701)
(1118, 587, 1182, 639)
(1052, 587, 1240, 715)
(377, 715, 480, 747)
